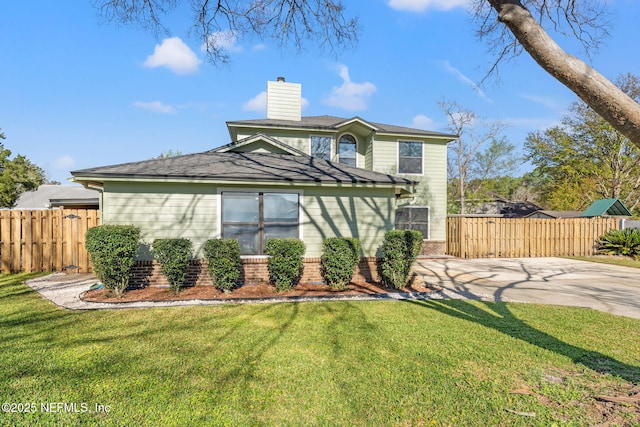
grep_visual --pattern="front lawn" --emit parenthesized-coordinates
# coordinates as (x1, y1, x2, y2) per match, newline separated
(2, 273, 640, 426)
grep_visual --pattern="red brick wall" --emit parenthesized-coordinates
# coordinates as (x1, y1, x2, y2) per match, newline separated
(129, 257, 382, 287)
(420, 240, 445, 256)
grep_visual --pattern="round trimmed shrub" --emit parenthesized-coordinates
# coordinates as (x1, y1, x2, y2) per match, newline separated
(380, 230, 423, 289)
(152, 238, 193, 294)
(204, 238, 241, 292)
(321, 237, 361, 290)
(265, 238, 306, 291)
(85, 225, 141, 297)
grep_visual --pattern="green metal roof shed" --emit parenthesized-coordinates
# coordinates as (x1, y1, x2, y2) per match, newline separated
(581, 198, 633, 217)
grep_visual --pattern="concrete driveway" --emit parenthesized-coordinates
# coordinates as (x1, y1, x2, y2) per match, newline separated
(415, 257, 640, 319)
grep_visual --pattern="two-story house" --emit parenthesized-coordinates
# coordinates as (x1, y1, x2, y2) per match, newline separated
(71, 78, 456, 271)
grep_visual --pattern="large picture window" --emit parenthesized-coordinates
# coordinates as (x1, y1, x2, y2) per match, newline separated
(395, 206, 429, 239)
(311, 136, 331, 160)
(338, 134, 357, 166)
(222, 192, 299, 255)
(398, 141, 423, 174)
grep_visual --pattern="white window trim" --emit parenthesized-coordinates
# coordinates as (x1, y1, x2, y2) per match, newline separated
(338, 133, 358, 167)
(309, 134, 333, 161)
(216, 187, 305, 247)
(397, 140, 424, 176)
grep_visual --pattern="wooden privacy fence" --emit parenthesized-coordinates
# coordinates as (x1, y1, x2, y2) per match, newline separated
(0, 209, 100, 273)
(447, 216, 619, 258)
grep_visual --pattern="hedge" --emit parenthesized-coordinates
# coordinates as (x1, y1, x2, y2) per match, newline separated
(265, 238, 306, 291)
(203, 238, 241, 292)
(85, 225, 141, 297)
(321, 237, 361, 290)
(380, 230, 423, 289)
(153, 238, 193, 293)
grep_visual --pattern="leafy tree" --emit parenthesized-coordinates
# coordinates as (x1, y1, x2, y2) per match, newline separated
(0, 129, 46, 208)
(95, 1, 640, 150)
(156, 150, 184, 159)
(440, 100, 518, 214)
(525, 74, 640, 215)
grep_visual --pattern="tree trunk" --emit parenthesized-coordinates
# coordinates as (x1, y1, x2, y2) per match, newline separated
(488, 0, 640, 149)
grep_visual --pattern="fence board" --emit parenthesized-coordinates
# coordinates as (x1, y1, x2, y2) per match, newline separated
(446, 216, 619, 258)
(0, 208, 100, 273)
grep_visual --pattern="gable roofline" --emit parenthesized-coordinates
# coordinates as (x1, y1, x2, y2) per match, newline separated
(210, 132, 308, 156)
(226, 115, 458, 140)
(581, 198, 633, 217)
(333, 116, 379, 131)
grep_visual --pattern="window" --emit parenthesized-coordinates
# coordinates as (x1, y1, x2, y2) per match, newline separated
(222, 192, 299, 255)
(338, 134, 357, 166)
(395, 206, 429, 239)
(398, 141, 423, 174)
(311, 136, 331, 160)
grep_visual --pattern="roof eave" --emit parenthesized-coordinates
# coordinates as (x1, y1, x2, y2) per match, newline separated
(70, 173, 412, 188)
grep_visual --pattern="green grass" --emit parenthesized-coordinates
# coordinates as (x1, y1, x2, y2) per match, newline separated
(2, 273, 640, 426)
(569, 255, 640, 269)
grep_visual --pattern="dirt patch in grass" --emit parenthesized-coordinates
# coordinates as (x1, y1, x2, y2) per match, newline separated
(524, 369, 640, 426)
(81, 281, 439, 303)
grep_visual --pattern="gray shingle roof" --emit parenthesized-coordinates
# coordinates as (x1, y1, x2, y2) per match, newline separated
(71, 151, 416, 186)
(13, 185, 99, 209)
(227, 115, 458, 139)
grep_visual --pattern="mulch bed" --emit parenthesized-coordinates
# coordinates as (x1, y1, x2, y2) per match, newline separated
(81, 281, 439, 303)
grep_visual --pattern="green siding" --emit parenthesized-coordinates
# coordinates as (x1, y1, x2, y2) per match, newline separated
(421, 143, 448, 240)
(101, 181, 396, 259)
(233, 127, 449, 242)
(102, 182, 218, 258)
(302, 187, 395, 257)
(235, 128, 322, 154)
(370, 135, 448, 241)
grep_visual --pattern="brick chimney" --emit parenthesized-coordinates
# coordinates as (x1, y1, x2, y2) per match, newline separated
(267, 77, 302, 121)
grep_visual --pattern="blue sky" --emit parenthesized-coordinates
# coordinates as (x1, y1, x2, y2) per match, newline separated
(2, 0, 639, 184)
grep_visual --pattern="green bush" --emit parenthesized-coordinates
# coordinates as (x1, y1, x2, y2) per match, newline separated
(380, 230, 423, 289)
(597, 228, 640, 259)
(321, 237, 361, 290)
(152, 238, 193, 294)
(203, 238, 241, 292)
(85, 225, 141, 297)
(265, 238, 306, 291)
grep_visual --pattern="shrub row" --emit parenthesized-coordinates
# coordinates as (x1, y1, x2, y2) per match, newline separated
(86, 226, 424, 296)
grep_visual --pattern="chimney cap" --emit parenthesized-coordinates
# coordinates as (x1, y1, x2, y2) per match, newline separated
(276, 76, 285, 82)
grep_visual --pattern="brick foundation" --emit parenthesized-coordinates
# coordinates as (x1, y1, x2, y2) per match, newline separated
(129, 257, 383, 288)
(420, 240, 446, 256)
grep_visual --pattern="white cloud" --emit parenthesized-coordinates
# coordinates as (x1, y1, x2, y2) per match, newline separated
(53, 155, 75, 170)
(133, 101, 177, 114)
(252, 43, 267, 51)
(412, 114, 436, 129)
(519, 94, 563, 112)
(388, 0, 468, 12)
(243, 91, 310, 113)
(438, 60, 491, 102)
(324, 64, 377, 111)
(202, 31, 242, 53)
(144, 37, 202, 75)
(243, 91, 267, 112)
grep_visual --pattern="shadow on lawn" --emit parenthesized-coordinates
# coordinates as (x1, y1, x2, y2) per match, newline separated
(406, 267, 640, 384)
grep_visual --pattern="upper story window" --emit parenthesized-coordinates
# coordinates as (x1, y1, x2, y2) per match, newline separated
(338, 134, 357, 166)
(398, 141, 423, 174)
(311, 136, 331, 161)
